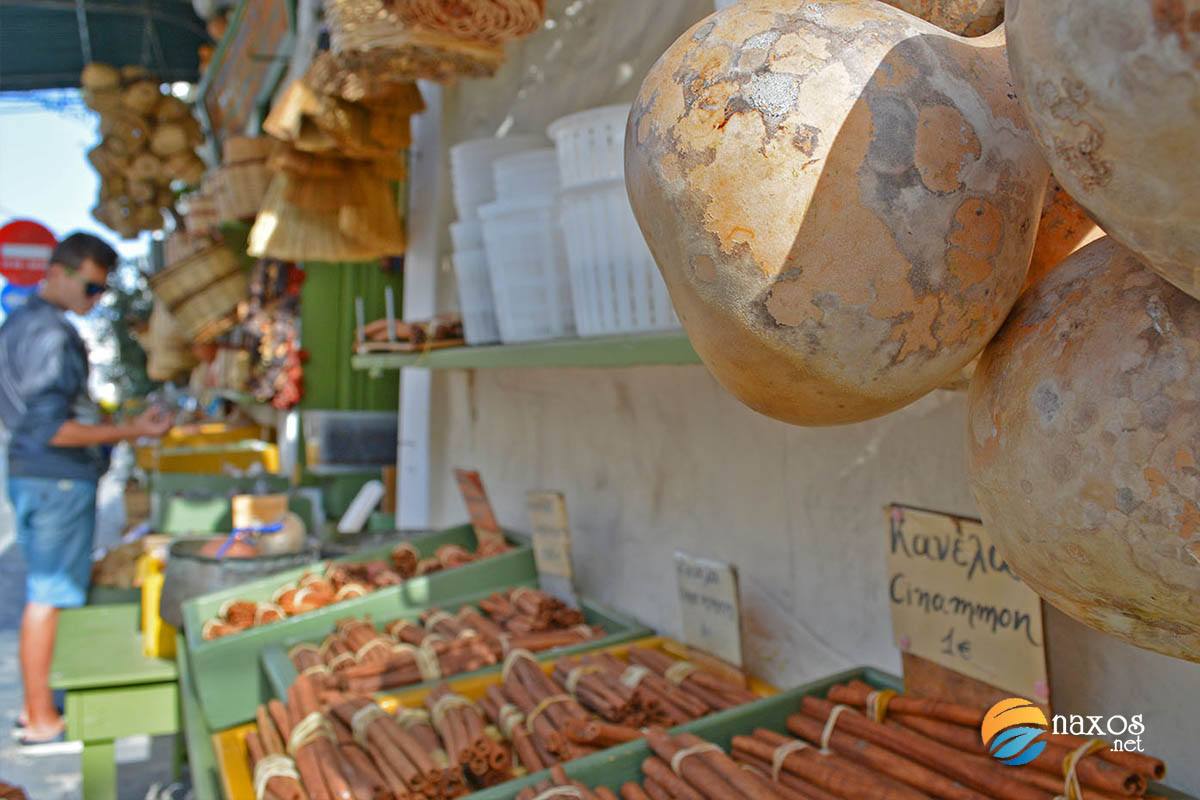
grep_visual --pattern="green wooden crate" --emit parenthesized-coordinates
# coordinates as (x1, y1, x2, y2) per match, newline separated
(176, 633, 222, 800)
(463, 667, 1196, 800)
(182, 525, 536, 730)
(258, 588, 653, 701)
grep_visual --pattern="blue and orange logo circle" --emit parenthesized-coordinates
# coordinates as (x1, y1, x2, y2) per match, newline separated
(981, 698, 1048, 766)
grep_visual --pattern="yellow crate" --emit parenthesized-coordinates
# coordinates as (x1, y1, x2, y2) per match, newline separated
(212, 635, 775, 800)
(135, 424, 266, 470)
(139, 556, 177, 659)
(136, 441, 281, 475)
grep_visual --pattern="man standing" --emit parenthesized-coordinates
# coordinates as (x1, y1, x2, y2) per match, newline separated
(0, 232, 172, 745)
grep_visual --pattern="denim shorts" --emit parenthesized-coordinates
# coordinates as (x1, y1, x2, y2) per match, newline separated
(8, 476, 97, 608)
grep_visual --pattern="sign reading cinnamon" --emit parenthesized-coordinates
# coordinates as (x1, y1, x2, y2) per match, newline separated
(886, 504, 1048, 702)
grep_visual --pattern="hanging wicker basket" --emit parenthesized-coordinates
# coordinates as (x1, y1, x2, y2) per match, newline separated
(150, 245, 247, 342)
(215, 160, 273, 222)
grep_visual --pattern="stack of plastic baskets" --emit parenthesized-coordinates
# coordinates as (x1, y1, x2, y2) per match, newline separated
(480, 148, 576, 343)
(549, 104, 679, 337)
(448, 135, 544, 345)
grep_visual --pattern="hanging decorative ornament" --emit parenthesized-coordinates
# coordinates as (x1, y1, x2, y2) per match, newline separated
(1005, 0, 1200, 299)
(626, 0, 1047, 425)
(968, 237, 1200, 662)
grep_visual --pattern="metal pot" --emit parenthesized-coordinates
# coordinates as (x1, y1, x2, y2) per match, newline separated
(159, 537, 321, 630)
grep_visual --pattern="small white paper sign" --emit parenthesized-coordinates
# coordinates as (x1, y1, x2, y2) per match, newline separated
(526, 490, 576, 605)
(674, 551, 744, 668)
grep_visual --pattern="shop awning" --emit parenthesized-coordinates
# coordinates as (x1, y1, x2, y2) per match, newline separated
(0, 0, 209, 91)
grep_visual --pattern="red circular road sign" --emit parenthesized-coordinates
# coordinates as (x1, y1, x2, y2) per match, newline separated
(0, 219, 57, 287)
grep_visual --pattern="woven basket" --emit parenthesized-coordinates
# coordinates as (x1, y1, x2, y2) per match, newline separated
(215, 160, 272, 222)
(323, 0, 504, 81)
(150, 248, 248, 343)
(392, 0, 546, 45)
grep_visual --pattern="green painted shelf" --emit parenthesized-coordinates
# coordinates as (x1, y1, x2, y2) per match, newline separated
(352, 332, 701, 372)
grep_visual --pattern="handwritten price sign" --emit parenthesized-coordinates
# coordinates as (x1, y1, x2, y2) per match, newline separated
(674, 552, 744, 668)
(886, 504, 1048, 702)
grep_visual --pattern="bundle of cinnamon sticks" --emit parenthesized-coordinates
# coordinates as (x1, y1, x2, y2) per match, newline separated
(285, 590, 608, 694)
(202, 539, 512, 640)
(507, 684, 1173, 800)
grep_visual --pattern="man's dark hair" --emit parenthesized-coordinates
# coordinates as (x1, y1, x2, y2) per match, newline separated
(50, 232, 118, 273)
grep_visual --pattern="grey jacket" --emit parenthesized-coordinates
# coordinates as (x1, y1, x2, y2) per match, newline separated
(0, 295, 105, 481)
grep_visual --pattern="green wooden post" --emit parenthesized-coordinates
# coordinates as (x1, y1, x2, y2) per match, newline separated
(80, 739, 117, 800)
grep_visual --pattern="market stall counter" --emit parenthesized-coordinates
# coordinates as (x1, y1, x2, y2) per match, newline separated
(49, 603, 181, 800)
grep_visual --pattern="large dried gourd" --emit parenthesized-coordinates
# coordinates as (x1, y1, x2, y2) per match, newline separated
(883, 0, 1003, 36)
(626, 0, 1048, 425)
(968, 237, 1200, 662)
(1005, 0, 1200, 298)
(1025, 177, 1102, 288)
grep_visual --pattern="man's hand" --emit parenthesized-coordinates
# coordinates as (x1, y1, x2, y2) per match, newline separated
(130, 407, 173, 439)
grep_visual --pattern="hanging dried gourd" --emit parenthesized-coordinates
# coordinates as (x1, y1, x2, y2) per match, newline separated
(882, 0, 1003, 36)
(626, 0, 1048, 425)
(1005, 0, 1200, 299)
(968, 237, 1200, 662)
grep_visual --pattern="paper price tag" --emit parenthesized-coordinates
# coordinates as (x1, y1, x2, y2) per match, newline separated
(454, 469, 504, 549)
(886, 504, 1049, 702)
(674, 551, 744, 668)
(526, 491, 576, 605)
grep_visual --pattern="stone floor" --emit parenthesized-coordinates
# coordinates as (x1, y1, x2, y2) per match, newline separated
(0, 481, 192, 799)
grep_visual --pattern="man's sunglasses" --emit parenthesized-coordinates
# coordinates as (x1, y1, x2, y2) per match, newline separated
(84, 281, 107, 297)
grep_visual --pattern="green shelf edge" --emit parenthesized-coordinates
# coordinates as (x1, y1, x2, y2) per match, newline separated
(177, 632, 222, 800)
(351, 332, 702, 372)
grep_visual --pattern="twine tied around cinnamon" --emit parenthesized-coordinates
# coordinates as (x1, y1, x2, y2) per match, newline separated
(218, 598, 240, 619)
(1055, 739, 1109, 800)
(289, 642, 321, 660)
(255, 602, 286, 625)
(820, 704, 855, 754)
(670, 742, 723, 776)
(318, 636, 337, 659)
(431, 692, 475, 732)
(621, 665, 652, 690)
(301, 663, 331, 679)
(503, 648, 538, 682)
(328, 651, 357, 670)
(253, 753, 300, 800)
(200, 619, 225, 640)
(866, 689, 898, 723)
(293, 586, 318, 608)
(664, 661, 700, 687)
(355, 637, 392, 661)
(525, 694, 573, 734)
(287, 711, 334, 756)
(394, 708, 431, 730)
(350, 703, 389, 747)
(415, 642, 442, 681)
(425, 610, 456, 631)
(565, 665, 604, 698)
(498, 702, 525, 739)
(510, 587, 535, 605)
(772, 740, 811, 780)
(573, 624, 594, 638)
(271, 583, 295, 605)
(335, 583, 368, 601)
(531, 788, 583, 800)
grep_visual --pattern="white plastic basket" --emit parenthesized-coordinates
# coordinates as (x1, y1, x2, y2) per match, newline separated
(449, 135, 545, 220)
(547, 104, 631, 190)
(480, 196, 575, 343)
(450, 219, 484, 252)
(492, 148, 559, 200)
(452, 248, 501, 345)
(559, 178, 679, 337)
